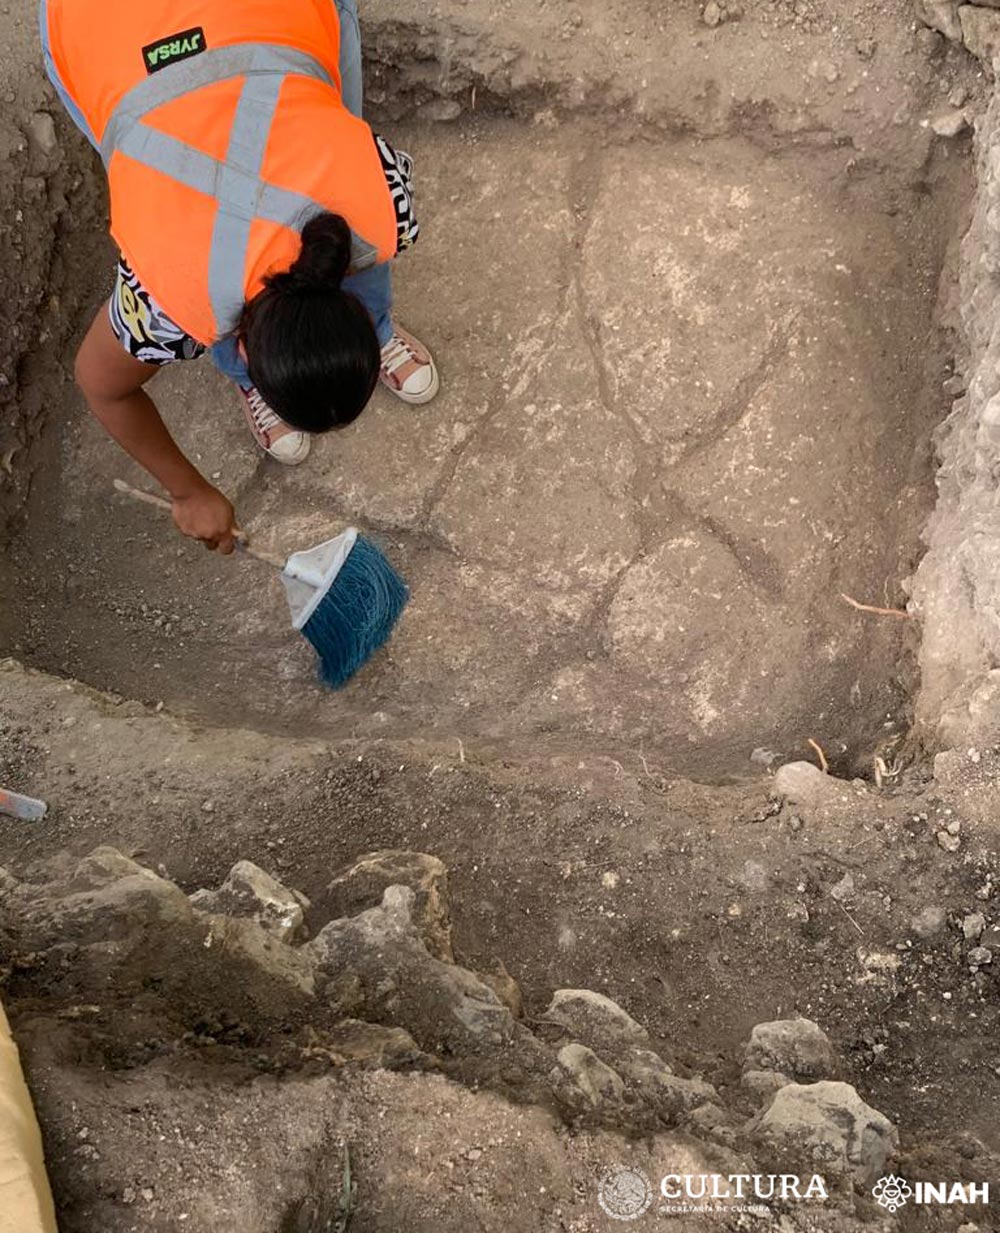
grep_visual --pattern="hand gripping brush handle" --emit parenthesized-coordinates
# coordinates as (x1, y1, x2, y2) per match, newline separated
(113, 479, 285, 566)
(113, 479, 409, 688)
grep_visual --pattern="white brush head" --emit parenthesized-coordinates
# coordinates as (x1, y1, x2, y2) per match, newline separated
(279, 528, 359, 630)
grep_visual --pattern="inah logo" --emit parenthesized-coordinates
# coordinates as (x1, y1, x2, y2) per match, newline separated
(872, 1175, 913, 1214)
(142, 27, 207, 75)
(598, 1166, 654, 1221)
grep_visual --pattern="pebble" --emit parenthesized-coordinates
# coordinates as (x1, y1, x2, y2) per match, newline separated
(702, 2, 722, 27)
(26, 111, 57, 159)
(911, 904, 946, 938)
(929, 107, 969, 138)
(416, 98, 462, 123)
(968, 947, 993, 967)
(962, 912, 985, 942)
(830, 873, 855, 903)
(937, 830, 961, 852)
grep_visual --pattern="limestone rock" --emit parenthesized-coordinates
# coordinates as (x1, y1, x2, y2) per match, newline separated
(915, 0, 963, 41)
(685, 1102, 733, 1141)
(744, 1018, 836, 1081)
(23, 847, 194, 942)
(960, 6, 1000, 69)
(620, 1048, 718, 1120)
(741, 1069, 792, 1103)
(68, 847, 160, 891)
(191, 861, 310, 943)
(542, 988, 648, 1053)
(308, 886, 518, 1053)
(201, 914, 317, 995)
(327, 851, 453, 962)
(752, 1081, 898, 1184)
(554, 1043, 625, 1107)
(772, 762, 845, 812)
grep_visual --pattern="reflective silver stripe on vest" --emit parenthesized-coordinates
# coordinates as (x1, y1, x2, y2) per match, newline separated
(102, 42, 380, 338)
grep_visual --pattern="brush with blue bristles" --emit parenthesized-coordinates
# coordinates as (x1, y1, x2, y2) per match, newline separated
(114, 479, 408, 688)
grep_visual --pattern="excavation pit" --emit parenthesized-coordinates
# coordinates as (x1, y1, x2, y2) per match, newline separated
(4, 5, 1000, 1227)
(4, 118, 967, 779)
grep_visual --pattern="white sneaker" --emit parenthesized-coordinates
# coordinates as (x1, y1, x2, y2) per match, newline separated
(239, 385, 311, 465)
(380, 325, 440, 405)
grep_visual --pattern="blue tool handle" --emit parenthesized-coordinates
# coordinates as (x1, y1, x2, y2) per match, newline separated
(0, 789, 48, 821)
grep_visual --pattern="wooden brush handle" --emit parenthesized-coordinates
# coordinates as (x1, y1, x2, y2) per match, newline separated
(113, 479, 286, 570)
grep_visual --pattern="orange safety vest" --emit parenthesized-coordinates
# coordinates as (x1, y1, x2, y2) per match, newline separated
(44, 1, 399, 344)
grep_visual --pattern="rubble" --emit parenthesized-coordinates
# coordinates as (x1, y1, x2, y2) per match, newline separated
(915, 0, 963, 42)
(542, 988, 649, 1052)
(325, 850, 453, 962)
(743, 1018, 837, 1082)
(959, 5, 1000, 69)
(752, 1081, 898, 1185)
(0, 845, 907, 1225)
(190, 860, 310, 944)
(554, 1043, 625, 1108)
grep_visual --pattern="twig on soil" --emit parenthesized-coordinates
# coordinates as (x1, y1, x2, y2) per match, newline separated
(456, 738, 465, 764)
(807, 739, 829, 774)
(840, 593, 910, 620)
(836, 900, 865, 937)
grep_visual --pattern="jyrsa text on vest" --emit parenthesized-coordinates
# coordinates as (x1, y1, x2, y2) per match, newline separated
(142, 28, 208, 76)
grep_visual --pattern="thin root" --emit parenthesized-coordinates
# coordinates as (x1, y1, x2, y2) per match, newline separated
(837, 900, 865, 937)
(840, 593, 910, 620)
(808, 738, 829, 774)
(873, 754, 902, 790)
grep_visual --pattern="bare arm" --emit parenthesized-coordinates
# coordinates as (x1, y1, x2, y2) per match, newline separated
(75, 305, 238, 553)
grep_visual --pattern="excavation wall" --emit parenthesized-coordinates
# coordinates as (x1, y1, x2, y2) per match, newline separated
(912, 77, 1000, 746)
